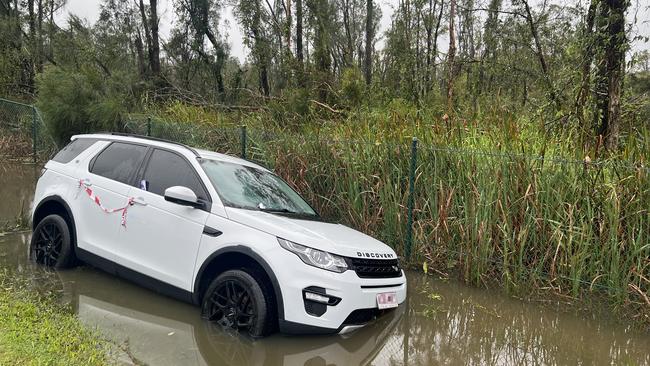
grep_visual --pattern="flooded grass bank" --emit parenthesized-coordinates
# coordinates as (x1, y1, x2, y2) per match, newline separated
(0, 270, 115, 365)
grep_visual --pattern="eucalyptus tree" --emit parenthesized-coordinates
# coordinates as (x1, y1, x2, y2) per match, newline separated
(175, 0, 229, 98)
(234, 0, 273, 96)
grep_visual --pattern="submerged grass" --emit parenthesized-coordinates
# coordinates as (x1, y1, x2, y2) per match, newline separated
(0, 199, 31, 234)
(0, 271, 113, 365)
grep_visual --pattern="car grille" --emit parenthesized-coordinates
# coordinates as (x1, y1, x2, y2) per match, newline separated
(345, 257, 402, 279)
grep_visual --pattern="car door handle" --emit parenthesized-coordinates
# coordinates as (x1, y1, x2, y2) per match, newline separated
(80, 178, 92, 187)
(132, 197, 147, 206)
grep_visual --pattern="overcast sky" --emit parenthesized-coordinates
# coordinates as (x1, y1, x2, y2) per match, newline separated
(55, 0, 649, 64)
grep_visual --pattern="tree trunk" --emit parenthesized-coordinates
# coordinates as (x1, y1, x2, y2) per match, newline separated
(149, 0, 161, 76)
(138, 0, 152, 78)
(574, 0, 597, 125)
(135, 30, 147, 78)
(604, 0, 627, 150)
(36, 0, 43, 72)
(446, 0, 456, 114)
(432, 0, 444, 82)
(364, 0, 373, 85)
(479, 0, 501, 95)
(594, 0, 609, 139)
(48, 0, 54, 60)
(26, 0, 35, 92)
(285, 0, 292, 52)
(296, 0, 303, 65)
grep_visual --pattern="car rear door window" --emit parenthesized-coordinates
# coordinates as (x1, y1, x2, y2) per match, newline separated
(142, 149, 208, 200)
(90, 142, 148, 185)
(52, 138, 99, 164)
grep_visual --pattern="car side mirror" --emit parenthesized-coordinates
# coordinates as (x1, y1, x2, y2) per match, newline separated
(164, 186, 202, 208)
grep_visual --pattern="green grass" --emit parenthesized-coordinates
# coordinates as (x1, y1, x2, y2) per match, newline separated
(0, 272, 113, 365)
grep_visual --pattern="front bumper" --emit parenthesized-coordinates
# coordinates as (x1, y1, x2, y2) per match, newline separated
(270, 247, 407, 334)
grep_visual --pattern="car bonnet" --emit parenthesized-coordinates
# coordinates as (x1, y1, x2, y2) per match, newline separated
(224, 207, 397, 260)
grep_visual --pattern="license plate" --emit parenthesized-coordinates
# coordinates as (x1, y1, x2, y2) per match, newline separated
(376, 292, 398, 309)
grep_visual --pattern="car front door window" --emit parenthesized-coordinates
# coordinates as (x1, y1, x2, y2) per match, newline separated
(141, 149, 208, 201)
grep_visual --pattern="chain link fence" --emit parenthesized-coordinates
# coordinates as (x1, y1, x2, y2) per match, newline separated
(0, 98, 56, 161)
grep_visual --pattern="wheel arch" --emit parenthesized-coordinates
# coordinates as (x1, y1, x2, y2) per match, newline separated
(193, 246, 285, 323)
(32, 195, 77, 247)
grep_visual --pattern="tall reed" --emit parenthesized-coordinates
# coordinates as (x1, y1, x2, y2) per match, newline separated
(126, 107, 649, 325)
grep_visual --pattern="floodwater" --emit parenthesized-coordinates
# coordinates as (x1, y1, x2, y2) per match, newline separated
(1, 162, 649, 366)
(0, 162, 37, 220)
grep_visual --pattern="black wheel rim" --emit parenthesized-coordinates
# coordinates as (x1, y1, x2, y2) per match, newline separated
(32, 222, 63, 267)
(207, 279, 256, 332)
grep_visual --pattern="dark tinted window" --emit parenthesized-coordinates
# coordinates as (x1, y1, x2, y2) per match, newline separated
(52, 138, 98, 164)
(90, 142, 147, 185)
(142, 149, 208, 199)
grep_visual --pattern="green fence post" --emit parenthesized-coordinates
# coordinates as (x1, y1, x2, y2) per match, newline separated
(240, 125, 247, 159)
(147, 117, 152, 136)
(32, 106, 37, 163)
(405, 137, 418, 260)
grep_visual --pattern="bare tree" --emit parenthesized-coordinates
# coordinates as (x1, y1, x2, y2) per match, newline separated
(519, 0, 562, 111)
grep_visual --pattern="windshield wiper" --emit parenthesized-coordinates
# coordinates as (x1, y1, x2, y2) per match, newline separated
(258, 207, 299, 214)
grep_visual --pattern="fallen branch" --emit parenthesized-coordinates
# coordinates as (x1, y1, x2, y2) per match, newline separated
(310, 100, 342, 114)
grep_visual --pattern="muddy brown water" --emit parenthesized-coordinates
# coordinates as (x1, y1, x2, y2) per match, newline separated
(1, 162, 649, 365)
(0, 162, 37, 220)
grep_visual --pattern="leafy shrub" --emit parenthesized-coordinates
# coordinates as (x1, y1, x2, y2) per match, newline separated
(36, 67, 126, 146)
(340, 67, 364, 108)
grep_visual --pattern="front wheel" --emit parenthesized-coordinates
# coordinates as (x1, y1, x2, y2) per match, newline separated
(30, 214, 76, 269)
(201, 269, 274, 337)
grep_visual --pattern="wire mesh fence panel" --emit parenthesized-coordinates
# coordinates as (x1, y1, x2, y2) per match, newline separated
(0, 98, 57, 160)
(33, 108, 58, 159)
(0, 98, 37, 158)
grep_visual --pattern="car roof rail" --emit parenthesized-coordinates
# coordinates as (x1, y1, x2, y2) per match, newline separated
(107, 132, 200, 157)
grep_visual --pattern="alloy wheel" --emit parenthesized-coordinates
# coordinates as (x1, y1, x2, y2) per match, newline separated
(206, 279, 257, 332)
(32, 222, 63, 267)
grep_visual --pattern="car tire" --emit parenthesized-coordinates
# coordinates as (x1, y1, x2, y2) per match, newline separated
(30, 214, 76, 269)
(201, 269, 275, 338)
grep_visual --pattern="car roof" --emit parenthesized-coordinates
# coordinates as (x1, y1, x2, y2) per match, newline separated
(71, 133, 269, 171)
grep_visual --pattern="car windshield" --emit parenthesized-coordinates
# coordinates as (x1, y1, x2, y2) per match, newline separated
(199, 159, 318, 217)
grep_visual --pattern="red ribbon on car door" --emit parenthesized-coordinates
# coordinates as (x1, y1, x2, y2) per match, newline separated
(78, 180, 134, 227)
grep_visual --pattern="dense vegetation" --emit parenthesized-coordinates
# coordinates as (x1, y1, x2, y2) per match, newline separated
(0, 0, 648, 325)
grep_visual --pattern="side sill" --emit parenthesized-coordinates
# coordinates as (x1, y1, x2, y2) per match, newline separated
(76, 248, 194, 304)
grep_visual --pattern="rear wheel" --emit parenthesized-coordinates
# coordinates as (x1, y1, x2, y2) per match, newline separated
(30, 214, 76, 269)
(201, 269, 274, 337)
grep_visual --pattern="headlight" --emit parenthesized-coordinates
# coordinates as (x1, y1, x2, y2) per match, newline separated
(278, 238, 348, 273)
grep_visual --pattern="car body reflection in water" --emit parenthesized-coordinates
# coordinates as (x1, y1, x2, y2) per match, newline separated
(1, 231, 649, 366)
(60, 267, 405, 366)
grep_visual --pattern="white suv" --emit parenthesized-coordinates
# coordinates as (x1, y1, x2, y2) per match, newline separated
(30, 133, 407, 336)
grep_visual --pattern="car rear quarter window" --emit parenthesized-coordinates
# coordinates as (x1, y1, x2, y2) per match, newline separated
(90, 142, 148, 185)
(142, 149, 208, 200)
(52, 138, 99, 164)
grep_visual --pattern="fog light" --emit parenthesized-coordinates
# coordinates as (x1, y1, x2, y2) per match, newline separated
(305, 292, 330, 303)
